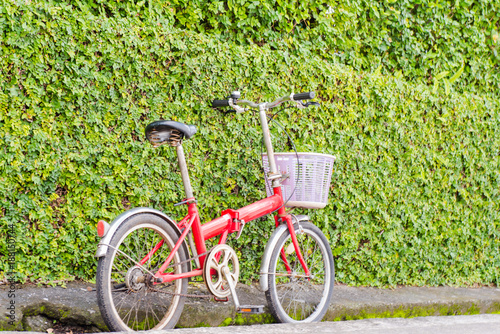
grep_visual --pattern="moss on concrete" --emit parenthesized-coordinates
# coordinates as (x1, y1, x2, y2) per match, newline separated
(0, 316, 23, 331)
(330, 303, 488, 322)
(486, 302, 500, 314)
(176, 321, 212, 328)
(219, 313, 275, 327)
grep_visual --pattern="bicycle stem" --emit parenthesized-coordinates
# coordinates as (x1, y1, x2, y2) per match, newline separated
(258, 104, 281, 188)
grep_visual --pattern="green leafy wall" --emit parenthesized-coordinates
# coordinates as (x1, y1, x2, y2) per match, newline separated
(118, 0, 499, 96)
(335, 0, 500, 97)
(0, 1, 499, 286)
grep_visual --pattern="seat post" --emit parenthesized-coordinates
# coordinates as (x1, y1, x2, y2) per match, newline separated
(175, 144, 194, 199)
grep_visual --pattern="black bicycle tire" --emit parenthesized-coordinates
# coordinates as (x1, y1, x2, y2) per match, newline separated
(265, 221, 335, 323)
(96, 213, 189, 331)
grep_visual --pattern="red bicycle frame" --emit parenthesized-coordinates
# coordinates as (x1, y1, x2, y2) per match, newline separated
(138, 185, 310, 284)
(139, 98, 312, 285)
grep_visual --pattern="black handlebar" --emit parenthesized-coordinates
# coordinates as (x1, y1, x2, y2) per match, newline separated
(211, 91, 317, 110)
(292, 92, 315, 100)
(211, 100, 230, 107)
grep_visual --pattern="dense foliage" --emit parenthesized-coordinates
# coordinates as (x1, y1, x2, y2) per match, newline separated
(0, 1, 498, 286)
(91, 0, 499, 95)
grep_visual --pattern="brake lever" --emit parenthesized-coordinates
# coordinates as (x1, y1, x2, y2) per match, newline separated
(228, 99, 246, 113)
(296, 101, 320, 109)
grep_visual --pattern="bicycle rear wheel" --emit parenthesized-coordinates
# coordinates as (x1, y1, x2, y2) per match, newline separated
(96, 213, 189, 331)
(265, 221, 334, 323)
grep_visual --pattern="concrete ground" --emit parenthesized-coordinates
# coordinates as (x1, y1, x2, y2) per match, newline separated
(149, 315, 500, 334)
(1, 281, 499, 333)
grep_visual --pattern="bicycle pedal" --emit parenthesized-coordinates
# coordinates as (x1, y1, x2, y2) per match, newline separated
(213, 296, 229, 302)
(236, 305, 264, 314)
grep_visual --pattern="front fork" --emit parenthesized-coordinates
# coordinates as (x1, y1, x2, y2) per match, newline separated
(275, 212, 311, 278)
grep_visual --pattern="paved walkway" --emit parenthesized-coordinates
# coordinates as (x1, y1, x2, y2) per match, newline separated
(1, 281, 499, 332)
(9, 315, 500, 334)
(170, 315, 500, 334)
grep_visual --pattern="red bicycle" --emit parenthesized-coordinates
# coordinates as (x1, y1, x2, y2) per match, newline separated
(94, 91, 335, 331)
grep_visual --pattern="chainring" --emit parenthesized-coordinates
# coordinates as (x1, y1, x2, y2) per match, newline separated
(202, 244, 240, 298)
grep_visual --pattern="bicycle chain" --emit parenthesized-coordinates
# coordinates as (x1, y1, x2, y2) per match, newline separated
(149, 286, 212, 299)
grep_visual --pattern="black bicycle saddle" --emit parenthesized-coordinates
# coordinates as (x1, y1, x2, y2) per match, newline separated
(145, 120, 197, 145)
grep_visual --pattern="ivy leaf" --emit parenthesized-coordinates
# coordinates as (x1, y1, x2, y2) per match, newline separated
(432, 79, 439, 94)
(435, 71, 449, 80)
(448, 62, 464, 84)
(443, 78, 451, 95)
(373, 65, 382, 77)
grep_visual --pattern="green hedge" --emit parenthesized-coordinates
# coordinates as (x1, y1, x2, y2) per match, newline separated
(0, 1, 499, 286)
(98, 0, 498, 96)
(337, 0, 500, 97)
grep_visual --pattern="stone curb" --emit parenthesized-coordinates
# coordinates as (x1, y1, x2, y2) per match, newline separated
(2, 281, 499, 332)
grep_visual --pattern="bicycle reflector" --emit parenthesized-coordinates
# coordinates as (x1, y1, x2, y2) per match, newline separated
(97, 220, 110, 238)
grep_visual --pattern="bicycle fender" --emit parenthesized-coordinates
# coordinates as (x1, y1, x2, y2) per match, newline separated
(259, 224, 288, 292)
(95, 207, 187, 259)
(259, 215, 310, 292)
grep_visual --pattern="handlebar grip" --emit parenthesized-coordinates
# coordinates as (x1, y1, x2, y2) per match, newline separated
(292, 92, 315, 100)
(211, 99, 230, 107)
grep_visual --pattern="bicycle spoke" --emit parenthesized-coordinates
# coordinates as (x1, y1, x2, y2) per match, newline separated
(131, 292, 141, 330)
(145, 228, 154, 271)
(114, 291, 128, 313)
(148, 300, 162, 325)
(122, 292, 138, 326)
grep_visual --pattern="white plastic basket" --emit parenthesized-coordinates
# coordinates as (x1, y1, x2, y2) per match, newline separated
(262, 152, 336, 209)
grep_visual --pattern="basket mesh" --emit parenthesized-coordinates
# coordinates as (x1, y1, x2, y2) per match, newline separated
(262, 152, 336, 209)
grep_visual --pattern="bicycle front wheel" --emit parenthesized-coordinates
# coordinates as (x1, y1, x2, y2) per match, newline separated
(96, 213, 189, 331)
(265, 221, 334, 323)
